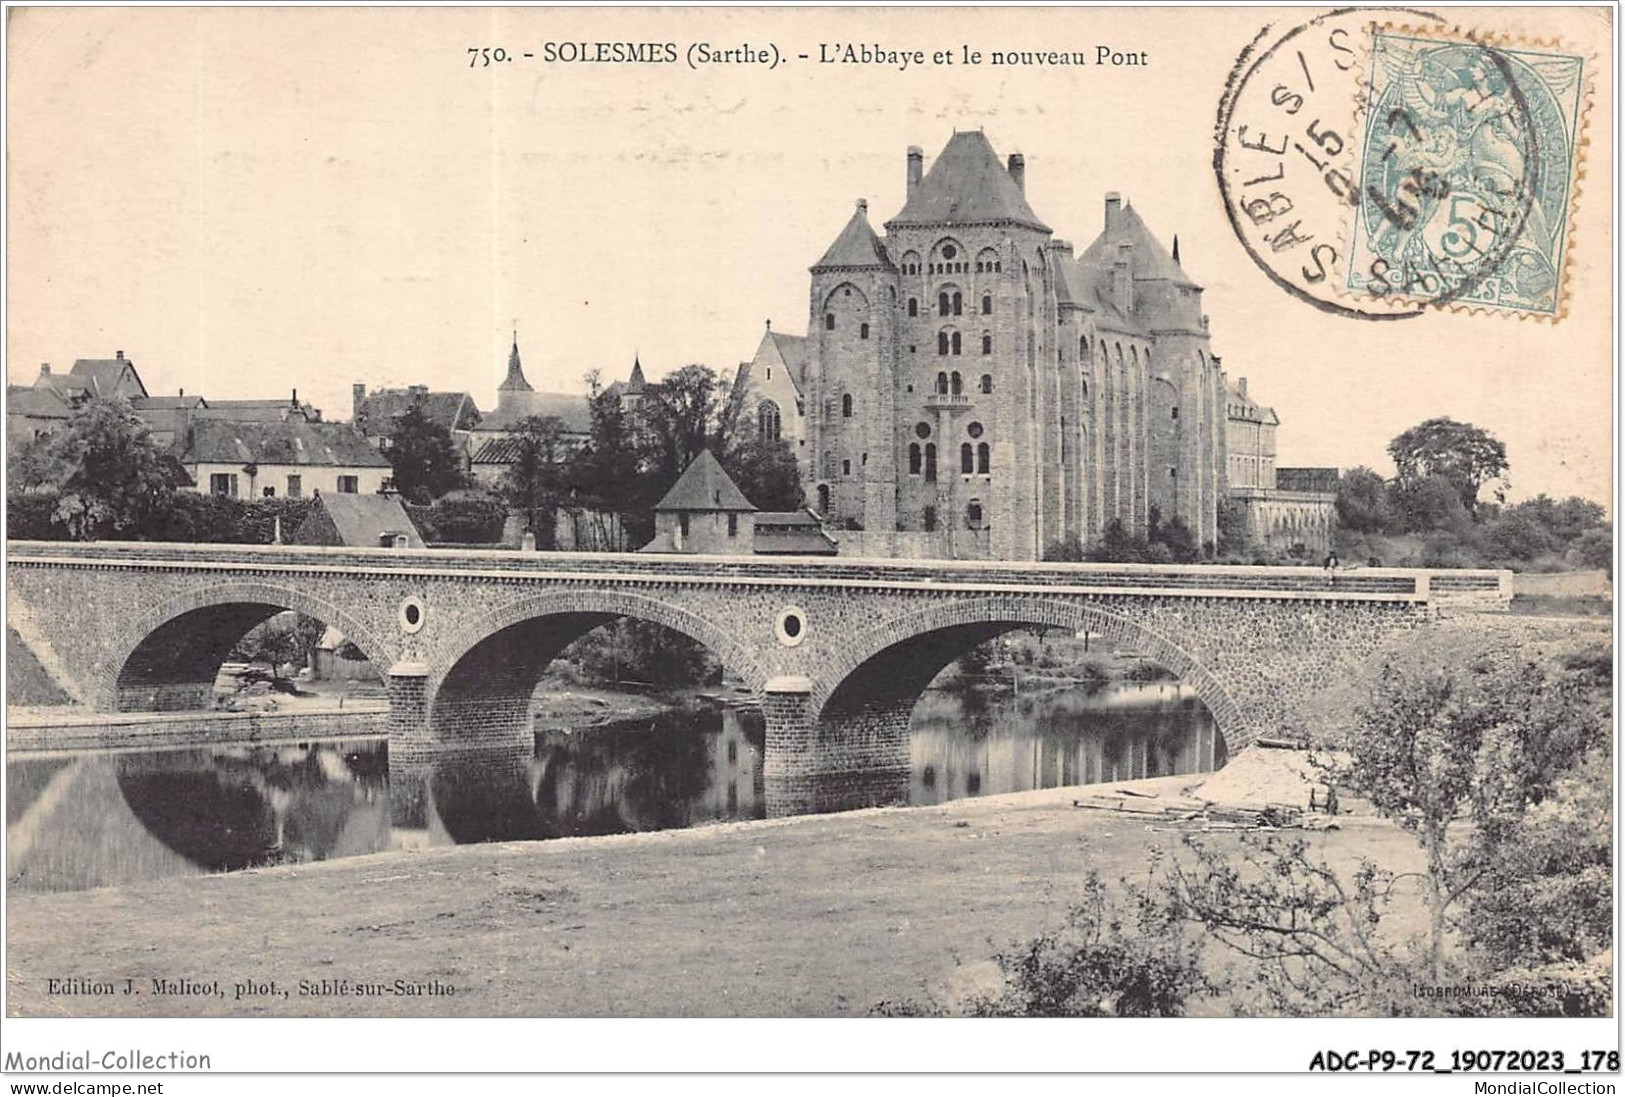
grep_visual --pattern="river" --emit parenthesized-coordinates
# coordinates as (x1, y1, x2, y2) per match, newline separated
(6, 682, 1221, 894)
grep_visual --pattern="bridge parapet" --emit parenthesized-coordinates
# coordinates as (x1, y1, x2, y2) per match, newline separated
(5, 541, 1512, 608)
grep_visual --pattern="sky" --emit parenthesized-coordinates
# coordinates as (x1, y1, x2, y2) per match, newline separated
(7, 6, 1614, 504)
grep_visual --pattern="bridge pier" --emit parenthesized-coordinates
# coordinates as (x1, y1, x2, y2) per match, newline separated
(762, 678, 910, 816)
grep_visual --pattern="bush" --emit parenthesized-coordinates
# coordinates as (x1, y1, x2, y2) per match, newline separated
(145, 494, 313, 544)
(7, 491, 67, 540)
(429, 490, 508, 544)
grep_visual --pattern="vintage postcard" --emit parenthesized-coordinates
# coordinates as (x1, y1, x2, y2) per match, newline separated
(2, 3, 1615, 1078)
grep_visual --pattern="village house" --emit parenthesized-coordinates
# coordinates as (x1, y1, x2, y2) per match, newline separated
(176, 418, 390, 499)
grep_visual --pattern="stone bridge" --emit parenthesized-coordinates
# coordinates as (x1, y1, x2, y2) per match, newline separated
(7, 541, 1511, 810)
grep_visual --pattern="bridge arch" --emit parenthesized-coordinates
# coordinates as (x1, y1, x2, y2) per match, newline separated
(813, 596, 1248, 751)
(103, 580, 397, 712)
(424, 588, 772, 748)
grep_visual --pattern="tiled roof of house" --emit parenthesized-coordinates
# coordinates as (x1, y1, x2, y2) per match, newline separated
(355, 389, 481, 437)
(813, 200, 894, 271)
(192, 398, 321, 423)
(179, 419, 389, 468)
(65, 357, 149, 400)
(769, 333, 812, 389)
(887, 131, 1049, 232)
(655, 449, 755, 512)
(8, 384, 72, 419)
(296, 492, 425, 548)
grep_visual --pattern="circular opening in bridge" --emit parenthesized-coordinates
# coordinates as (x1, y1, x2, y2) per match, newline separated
(775, 606, 807, 647)
(398, 597, 426, 635)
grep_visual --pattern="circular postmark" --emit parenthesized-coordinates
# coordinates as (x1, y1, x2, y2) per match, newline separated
(1214, 8, 1542, 319)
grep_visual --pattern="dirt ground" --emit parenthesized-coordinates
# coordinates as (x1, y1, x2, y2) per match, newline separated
(5, 775, 1428, 1019)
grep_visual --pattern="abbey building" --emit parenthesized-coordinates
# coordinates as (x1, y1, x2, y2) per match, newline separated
(731, 130, 1233, 561)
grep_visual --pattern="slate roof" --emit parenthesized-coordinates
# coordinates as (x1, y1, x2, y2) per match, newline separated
(133, 395, 208, 411)
(354, 389, 481, 437)
(625, 358, 647, 395)
(477, 391, 593, 434)
(655, 449, 755, 512)
(498, 336, 533, 393)
(64, 358, 149, 400)
(1228, 384, 1279, 426)
(1074, 201, 1195, 288)
(192, 399, 321, 423)
(813, 200, 894, 271)
(179, 419, 389, 468)
(753, 510, 837, 555)
(768, 333, 812, 389)
(888, 131, 1049, 232)
(295, 492, 425, 548)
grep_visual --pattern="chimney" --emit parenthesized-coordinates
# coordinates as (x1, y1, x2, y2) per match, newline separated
(1114, 242, 1134, 313)
(1237, 377, 1248, 399)
(291, 388, 299, 407)
(1007, 152, 1025, 193)
(906, 146, 924, 195)
(1105, 192, 1122, 231)
(409, 383, 428, 396)
(39, 363, 50, 377)
(115, 350, 124, 361)
(856, 198, 867, 216)
(352, 383, 366, 419)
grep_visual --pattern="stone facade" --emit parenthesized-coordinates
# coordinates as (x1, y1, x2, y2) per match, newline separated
(730, 132, 1234, 560)
(8, 543, 1511, 804)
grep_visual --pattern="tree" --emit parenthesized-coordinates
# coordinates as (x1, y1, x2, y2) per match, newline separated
(47, 398, 177, 539)
(639, 364, 726, 482)
(723, 436, 803, 511)
(1387, 417, 1508, 514)
(1334, 466, 1394, 533)
(1333, 637, 1604, 983)
(1087, 518, 1150, 563)
(500, 415, 570, 545)
(1392, 473, 1474, 534)
(385, 403, 466, 503)
(7, 435, 72, 494)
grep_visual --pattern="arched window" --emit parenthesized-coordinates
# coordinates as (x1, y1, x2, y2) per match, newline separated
(817, 484, 830, 513)
(824, 313, 835, 330)
(938, 292, 950, 316)
(982, 294, 992, 315)
(980, 374, 993, 394)
(951, 371, 963, 395)
(935, 372, 948, 394)
(757, 400, 782, 442)
(842, 459, 851, 477)
(937, 331, 949, 356)
(977, 442, 990, 474)
(842, 393, 853, 418)
(924, 443, 937, 481)
(951, 332, 962, 356)
(961, 443, 974, 473)
(908, 443, 922, 475)
(952, 292, 963, 316)
(981, 333, 992, 355)
(860, 322, 870, 340)
(966, 500, 984, 527)
(908, 298, 918, 317)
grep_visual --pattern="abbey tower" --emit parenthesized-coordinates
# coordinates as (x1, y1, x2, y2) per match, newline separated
(735, 130, 1231, 560)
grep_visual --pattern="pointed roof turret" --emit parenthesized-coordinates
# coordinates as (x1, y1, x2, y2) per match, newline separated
(499, 331, 534, 393)
(626, 355, 647, 395)
(887, 131, 1050, 232)
(655, 449, 756, 512)
(812, 199, 893, 272)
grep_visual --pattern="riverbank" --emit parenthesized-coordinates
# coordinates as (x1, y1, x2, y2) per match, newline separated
(6, 754, 1426, 1019)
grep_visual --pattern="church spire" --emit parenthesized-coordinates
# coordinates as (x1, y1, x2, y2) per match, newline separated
(1172, 234, 1181, 265)
(499, 330, 534, 393)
